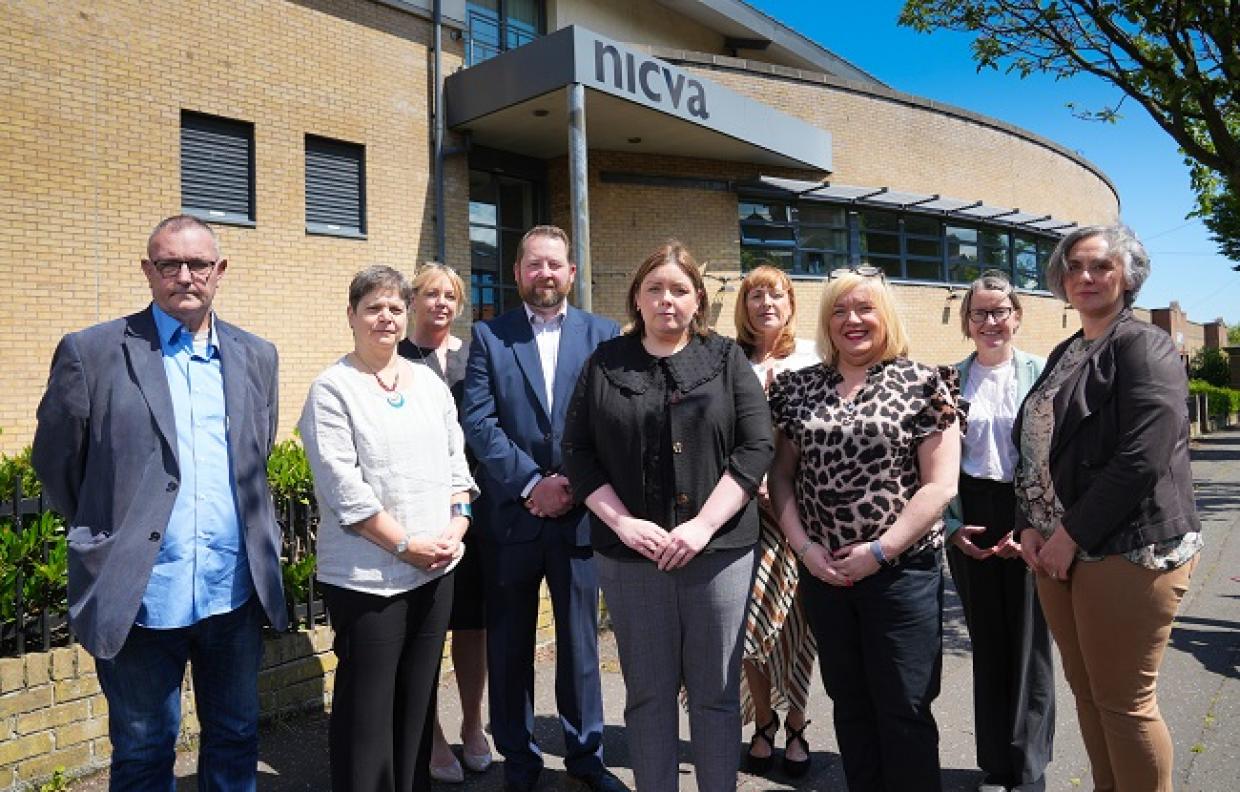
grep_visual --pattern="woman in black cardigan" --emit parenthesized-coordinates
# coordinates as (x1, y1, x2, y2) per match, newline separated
(1015, 224, 1202, 792)
(563, 241, 773, 792)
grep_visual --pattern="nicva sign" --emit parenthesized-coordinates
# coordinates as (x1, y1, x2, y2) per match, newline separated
(592, 40, 709, 120)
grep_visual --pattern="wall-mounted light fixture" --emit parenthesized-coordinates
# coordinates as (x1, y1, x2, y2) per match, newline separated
(703, 273, 738, 293)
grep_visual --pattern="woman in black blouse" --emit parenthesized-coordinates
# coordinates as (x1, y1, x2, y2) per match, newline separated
(563, 241, 773, 792)
(767, 270, 961, 792)
(397, 263, 492, 783)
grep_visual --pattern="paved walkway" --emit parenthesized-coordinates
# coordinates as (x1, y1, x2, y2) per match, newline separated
(78, 430, 1240, 790)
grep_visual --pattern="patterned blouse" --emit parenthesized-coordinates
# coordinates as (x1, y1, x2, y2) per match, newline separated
(768, 357, 962, 562)
(1016, 337, 1201, 571)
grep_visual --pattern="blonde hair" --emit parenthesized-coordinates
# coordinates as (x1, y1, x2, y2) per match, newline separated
(411, 262, 466, 306)
(734, 265, 797, 360)
(815, 273, 909, 365)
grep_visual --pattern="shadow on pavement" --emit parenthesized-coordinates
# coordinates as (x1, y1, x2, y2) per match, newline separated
(1170, 614, 1240, 679)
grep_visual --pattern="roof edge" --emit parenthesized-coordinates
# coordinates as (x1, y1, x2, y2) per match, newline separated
(651, 47, 1120, 208)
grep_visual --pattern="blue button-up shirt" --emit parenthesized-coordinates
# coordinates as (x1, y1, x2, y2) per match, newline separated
(137, 305, 253, 628)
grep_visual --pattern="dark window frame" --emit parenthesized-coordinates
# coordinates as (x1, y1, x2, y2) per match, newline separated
(180, 110, 256, 227)
(465, 0, 544, 66)
(738, 196, 1058, 291)
(305, 134, 367, 239)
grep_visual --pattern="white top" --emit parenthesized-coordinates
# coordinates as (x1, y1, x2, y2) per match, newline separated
(298, 358, 478, 596)
(961, 357, 1020, 482)
(749, 338, 820, 389)
(523, 302, 567, 411)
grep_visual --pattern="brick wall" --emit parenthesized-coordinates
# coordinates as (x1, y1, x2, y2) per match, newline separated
(0, 589, 565, 790)
(0, 630, 340, 790)
(0, 0, 470, 453)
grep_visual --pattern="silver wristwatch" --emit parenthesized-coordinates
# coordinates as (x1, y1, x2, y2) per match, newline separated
(394, 534, 412, 556)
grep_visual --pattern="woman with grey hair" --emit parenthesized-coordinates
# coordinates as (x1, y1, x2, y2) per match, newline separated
(945, 270, 1054, 792)
(1014, 225, 1202, 791)
(299, 265, 479, 791)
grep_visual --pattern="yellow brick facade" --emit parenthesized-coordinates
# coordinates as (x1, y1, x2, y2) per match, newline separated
(0, 0, 1204, 454)
(0, 0, 470, 452)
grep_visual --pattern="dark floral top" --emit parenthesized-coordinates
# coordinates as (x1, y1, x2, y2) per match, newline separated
(769, 357, 962, 562)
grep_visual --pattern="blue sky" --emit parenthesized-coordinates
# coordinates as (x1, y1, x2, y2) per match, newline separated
(746, 1, 1239, 326)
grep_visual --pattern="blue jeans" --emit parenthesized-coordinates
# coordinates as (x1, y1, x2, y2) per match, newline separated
(95, 598, 264, 792)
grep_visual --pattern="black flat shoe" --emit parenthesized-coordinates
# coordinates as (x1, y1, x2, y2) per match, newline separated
(782, 719, 812, 778)
(744, 712, 780, 776)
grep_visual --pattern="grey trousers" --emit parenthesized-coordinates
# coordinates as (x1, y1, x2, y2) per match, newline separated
(598, 547, 756, 792)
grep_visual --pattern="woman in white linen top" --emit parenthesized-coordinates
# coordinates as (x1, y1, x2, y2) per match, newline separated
(299, 265, 478, 792)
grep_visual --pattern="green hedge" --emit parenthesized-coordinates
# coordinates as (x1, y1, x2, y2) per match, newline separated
(2, 437, 318, 651)
(1189, 380, 1240, 418)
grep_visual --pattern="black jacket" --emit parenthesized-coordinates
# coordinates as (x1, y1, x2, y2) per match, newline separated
(1014, 309, 1200, 556)
(563, 332, 774, 560)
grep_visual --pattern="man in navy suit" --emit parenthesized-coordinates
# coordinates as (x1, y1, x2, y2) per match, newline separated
(462, 225, 626, 792)
(32, 215, 287, 791)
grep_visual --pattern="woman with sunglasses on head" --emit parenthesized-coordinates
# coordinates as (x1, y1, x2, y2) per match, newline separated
(397, 263, 493, 783)
(767, 266, 962, 791)
(733, 265, 819, 778)
(945, 271, 1053, 792)
(1015, 225, 1201, 792)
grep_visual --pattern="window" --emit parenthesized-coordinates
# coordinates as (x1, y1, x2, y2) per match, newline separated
(467, 0, 542, 66)
(305, 135, 366, 237)
(181, 111, 254, 225)
(738, 197, 1057, 289)
(469, 170, 538, 320)
(740, 200, 846, 276)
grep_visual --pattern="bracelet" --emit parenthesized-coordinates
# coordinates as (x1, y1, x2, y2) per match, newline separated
(795, 538, 814, 560)
(450, 502, 473, 524)
(869, 540, 889, 566)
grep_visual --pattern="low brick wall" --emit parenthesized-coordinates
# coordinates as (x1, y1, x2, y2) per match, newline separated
(0, 582, 562, 790)
(0, 646, 108, 789)
(0, 628, 335, 791)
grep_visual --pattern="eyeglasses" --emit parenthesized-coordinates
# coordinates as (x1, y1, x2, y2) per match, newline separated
(828, 265, 883, 280)
(967, 307, 1015, 324)
(148, 259, 219, 279)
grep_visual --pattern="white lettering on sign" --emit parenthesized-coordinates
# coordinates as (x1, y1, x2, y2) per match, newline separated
(594, 41, 709, 119)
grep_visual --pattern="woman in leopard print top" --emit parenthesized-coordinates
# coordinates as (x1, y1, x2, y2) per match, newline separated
(767, 270, 962, 792)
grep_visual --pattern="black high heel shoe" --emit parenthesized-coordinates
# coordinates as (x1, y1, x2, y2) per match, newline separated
(744, 712, 780, 776)
(782, 720, 812, 778)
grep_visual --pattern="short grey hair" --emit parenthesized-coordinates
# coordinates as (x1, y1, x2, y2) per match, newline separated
(1045, 224, 1150, 306)
(959, 269, 1023, 338)
(348, 265, 413, 310)
(147, 214, 221, 259)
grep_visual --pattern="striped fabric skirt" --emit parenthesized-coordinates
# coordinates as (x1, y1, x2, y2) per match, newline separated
(740, 500, 817, 722)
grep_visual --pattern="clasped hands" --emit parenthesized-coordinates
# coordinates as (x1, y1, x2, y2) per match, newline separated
(525, 474, 575, 519)
(949, 525, 1023, 561)
(614, 515, 714, 571)
(1018, 524, 1078, 582)
(403, 517, 469, 572)
(799, 540, 881, 587)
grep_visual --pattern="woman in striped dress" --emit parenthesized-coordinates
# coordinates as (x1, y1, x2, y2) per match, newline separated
(735, 265, 819, 778)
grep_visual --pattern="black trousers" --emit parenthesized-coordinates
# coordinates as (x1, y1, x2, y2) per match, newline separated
(322, 574, 454, 792)
(802, 552, 944, 792)
(946, 474, 1055, 790)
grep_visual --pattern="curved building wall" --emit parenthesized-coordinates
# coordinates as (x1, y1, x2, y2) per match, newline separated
(666, 55, 1119, 224)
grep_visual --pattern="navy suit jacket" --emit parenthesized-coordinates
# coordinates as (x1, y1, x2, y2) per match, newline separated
(32, 306, 288, 659)
(462, 305, 620, 546)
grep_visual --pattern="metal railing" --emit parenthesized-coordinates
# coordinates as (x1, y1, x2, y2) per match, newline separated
(1, 473, 325, 658)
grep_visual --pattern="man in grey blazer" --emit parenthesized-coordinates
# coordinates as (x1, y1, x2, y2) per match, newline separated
(32, 215, 287, 791)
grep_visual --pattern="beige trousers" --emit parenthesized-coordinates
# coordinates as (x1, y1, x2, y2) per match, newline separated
(1037, 554, 1196, 792)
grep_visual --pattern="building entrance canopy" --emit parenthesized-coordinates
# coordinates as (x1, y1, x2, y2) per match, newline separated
(444, 26, 832, 170)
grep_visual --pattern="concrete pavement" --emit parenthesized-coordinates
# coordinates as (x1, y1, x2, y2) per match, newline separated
(77, 430, 1240, 791)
